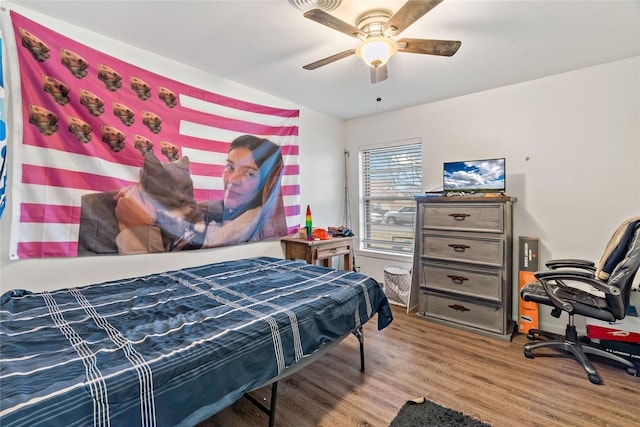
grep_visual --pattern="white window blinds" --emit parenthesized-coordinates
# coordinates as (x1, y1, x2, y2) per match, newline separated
(359, 140, 422, 254)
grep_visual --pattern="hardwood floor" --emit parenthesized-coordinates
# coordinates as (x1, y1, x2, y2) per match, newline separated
(198, 305, 639, 427)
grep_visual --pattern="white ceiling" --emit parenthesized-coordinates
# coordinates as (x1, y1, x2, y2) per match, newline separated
(7, 0, 640, 120)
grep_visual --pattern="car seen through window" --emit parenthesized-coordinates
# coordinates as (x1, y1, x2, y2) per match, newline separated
(384, 206, 416, 225)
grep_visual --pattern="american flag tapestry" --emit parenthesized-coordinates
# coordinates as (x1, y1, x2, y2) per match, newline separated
(6, 11, 300, 259)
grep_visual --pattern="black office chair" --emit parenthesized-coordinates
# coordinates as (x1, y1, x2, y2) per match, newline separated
(520, 218, 640, 384)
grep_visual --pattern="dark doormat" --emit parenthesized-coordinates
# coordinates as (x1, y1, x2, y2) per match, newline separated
(389, 397, 492, 427)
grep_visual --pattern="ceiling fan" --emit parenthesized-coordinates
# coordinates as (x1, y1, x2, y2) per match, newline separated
(302, 0, 461, 84)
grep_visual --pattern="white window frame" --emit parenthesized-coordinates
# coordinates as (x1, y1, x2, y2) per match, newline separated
(358, 138, 422, 256)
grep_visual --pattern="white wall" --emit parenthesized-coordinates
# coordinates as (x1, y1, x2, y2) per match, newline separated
(0, 5, 344, 293)
(346, 56, 640, 334)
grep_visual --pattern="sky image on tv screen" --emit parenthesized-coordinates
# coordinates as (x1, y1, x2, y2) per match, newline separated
(443, 158, 505, 192)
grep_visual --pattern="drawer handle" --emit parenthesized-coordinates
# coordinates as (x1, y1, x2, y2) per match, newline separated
(448, 244, 470, 252)
(449, 213, 470, 221)
(448, 304, 470, 312)
(447, 275, 469, 285)
(329, 248, 337, 254)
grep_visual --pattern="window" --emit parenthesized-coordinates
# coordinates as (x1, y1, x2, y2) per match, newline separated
(359, 139, 422, 254)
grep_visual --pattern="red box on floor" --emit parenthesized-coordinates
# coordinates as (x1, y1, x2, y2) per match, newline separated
(587, 305, 640, 343)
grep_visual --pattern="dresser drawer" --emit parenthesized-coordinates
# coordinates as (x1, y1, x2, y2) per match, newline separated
(422, 232, 504, 267)
(316, 240, 351, 258)
(423, 204, 504, 233)
(420, 291, 504, 334)
(422, 263, 502, 302)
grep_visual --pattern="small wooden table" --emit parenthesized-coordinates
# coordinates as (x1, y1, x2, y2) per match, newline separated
(281, 236, 354, 271)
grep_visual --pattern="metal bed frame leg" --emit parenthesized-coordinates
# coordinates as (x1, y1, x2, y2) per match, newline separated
(268, 382, 278, 427)
(244, 381, 278, 427)
(353, 328, 365, 372)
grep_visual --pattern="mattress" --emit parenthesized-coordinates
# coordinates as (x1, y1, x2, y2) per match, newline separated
(0, 256, 392, 426)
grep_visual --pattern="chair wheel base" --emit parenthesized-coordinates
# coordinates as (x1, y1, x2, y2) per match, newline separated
(588, 374, 602, 385)
(524, 349, 534, 359)
(627, 366, 638, 376)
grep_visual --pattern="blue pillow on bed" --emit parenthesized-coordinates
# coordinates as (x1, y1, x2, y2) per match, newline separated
(0, 289, 32, 305)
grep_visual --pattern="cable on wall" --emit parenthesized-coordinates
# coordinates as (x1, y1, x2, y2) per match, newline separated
(343, 149, 352, 229)
(343, 149, 358, 272)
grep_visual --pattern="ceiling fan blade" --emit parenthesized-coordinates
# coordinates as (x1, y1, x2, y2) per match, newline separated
(303, 49, 356, 70)
(384, 0, 444, 35)
(397, 38, 461, 56)
(304, 9, 365, 39)
(370, 64, 389, 84)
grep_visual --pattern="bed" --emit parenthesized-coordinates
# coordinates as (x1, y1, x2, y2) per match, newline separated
(0, 256, 392, 427)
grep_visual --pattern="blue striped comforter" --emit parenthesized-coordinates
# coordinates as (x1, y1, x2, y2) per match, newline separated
(0, 257, 392, 426)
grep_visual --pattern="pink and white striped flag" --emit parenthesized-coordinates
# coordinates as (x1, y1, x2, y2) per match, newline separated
(7, 11, 300, 259)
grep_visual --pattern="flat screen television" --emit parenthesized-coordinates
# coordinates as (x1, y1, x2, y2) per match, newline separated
(443, 158, 506, 194)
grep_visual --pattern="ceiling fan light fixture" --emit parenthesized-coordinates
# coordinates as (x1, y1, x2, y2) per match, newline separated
(356, 36, 397, 68)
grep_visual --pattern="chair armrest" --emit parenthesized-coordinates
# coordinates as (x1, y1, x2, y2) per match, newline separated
(545, 258, 596, 272)
(535, 270, 620, 313)
(535, 269, 594, 280)
(536, 270, 620, 295)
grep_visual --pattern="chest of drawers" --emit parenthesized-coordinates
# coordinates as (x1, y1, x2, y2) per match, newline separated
(409, 196, 516, 341)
